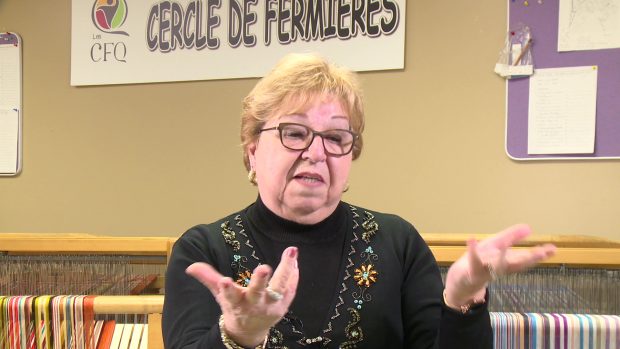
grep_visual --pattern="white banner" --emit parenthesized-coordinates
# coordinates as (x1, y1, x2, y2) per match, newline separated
(71, 0, 406, 86)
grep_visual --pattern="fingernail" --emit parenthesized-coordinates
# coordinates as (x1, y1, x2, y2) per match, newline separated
(288, 247, 298, 259)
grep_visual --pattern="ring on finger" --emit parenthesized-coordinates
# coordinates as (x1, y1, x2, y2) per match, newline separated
(265, 287, 283, 301)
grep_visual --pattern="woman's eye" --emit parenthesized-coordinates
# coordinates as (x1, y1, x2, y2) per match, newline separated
(283, 130, 307, 139)
(325, 134, 343, 143)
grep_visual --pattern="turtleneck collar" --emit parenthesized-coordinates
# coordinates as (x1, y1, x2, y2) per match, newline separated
(245, 196, 347, 244)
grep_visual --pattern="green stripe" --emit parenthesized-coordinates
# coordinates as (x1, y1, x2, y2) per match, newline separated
(110, 0, 126, 28)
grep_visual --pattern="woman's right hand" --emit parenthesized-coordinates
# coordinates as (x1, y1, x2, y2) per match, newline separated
(186, 246, 299, 347)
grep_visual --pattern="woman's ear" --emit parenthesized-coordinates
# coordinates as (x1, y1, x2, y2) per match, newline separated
(247, 142, 257, 169)
(246, 142, 258, 185)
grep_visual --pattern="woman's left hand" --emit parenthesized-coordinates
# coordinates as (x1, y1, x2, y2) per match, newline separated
(186, 247, 299, 347)
(444, 224, 556, 311)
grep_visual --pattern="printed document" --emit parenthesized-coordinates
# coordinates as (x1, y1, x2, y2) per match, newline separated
(528, 66, 598, 155)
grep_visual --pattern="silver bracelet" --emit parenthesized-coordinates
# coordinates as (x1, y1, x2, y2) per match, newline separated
(219, 315, 266, 349)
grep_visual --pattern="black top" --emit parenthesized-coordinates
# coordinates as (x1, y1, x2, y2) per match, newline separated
(245, 198, 348, 338)
(162, 198, 492, 348)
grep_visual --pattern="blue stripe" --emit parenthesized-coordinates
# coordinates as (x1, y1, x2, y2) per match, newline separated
(586, 315, 594, 348)
(501, 312, 508, 349)
(529, 313, 538, 349)
(577, 314, 585, 349)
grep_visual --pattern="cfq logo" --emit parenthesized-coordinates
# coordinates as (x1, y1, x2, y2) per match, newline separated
(90, 0, 129, 62)
(92, 0, 129, 36)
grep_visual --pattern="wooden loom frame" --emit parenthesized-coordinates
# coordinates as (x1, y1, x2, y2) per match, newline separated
(1, 233, 619, 349)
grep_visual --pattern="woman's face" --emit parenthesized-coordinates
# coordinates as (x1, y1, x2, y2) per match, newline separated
(247, 98, 353, 224)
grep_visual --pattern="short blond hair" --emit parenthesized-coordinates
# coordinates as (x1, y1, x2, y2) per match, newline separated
(241, 53, 365, 170)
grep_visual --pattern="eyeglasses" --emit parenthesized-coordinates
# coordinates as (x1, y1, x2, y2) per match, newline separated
(259, 122, 358, 156)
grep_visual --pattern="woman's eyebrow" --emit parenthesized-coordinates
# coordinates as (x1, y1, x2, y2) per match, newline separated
(281, 113, 349, 121)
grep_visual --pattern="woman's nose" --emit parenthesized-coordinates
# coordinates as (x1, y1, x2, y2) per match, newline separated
(302, 135, 327, 162)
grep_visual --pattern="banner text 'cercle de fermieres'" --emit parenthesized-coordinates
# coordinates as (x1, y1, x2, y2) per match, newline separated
(72, 0, 405, 85)
(146, 0, 400, 52)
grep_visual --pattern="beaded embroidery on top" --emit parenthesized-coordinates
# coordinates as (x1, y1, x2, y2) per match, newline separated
(352, 246, 378, 310)
(221, 221, 240, 252)
(232, 255, 252, 287)
(339, 308, 363, 349)
(340, 209, 379, 348)
(361, 212, 379, 243)
(219, 205, 381, 348)
(266, 327, 287, 349)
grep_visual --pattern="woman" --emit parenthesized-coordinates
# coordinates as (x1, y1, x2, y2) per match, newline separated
(162, 53, 556, 348)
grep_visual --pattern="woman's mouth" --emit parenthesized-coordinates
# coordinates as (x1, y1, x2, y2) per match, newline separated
(293, 173, 324, 184)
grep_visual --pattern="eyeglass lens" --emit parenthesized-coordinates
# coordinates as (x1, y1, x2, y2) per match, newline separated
(279, 123, 354, 155)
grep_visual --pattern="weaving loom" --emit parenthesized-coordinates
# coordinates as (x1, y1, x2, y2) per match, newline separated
(1, 233, 619, 348)
(0, 234, 170, 349)
(429, 233, 620, 348)
(0, 295, 163, 349)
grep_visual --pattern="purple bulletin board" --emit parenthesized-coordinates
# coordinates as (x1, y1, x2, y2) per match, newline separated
(506, 0, 620, 160)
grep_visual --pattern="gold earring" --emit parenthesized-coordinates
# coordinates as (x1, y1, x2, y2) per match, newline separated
(343, 183, 350, 193)
(248, 169, 257, 185)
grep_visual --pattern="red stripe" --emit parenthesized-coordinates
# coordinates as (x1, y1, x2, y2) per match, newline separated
(95, 9, 110, 29)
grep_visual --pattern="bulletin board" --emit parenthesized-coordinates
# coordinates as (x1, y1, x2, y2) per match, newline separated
(505, 0, 620, 160)
(0, 32, 22, 175)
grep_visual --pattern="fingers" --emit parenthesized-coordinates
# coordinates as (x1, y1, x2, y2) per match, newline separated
(188, 247, 299, 307)
(270, 247, 299, 301)
(482, 224, 532, 250)
(472, 225, 554, 280)
(284, 261, 300, 301)
(245, 265, 273, 304)
(466, 238, 500, 287)
(466, 238, 484, 276)
(541, 243, 557, 257)
(186, 262, 225, 296)
(186, 262, 246, 308)
(218, 277, 244, 307)
(504, 243, 557, 273)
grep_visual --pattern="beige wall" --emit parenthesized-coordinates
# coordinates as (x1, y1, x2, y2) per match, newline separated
(1, 1, 618, 240)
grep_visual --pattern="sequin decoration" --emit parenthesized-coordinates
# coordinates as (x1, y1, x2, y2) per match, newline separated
(221, 221, 241, 252)
(352, 244, 379, 314)
(235, 269, 252, 287)
(361, 211, 378, 243)
(353, 264, 378, 287)
(266, 327, 287, 349)
(340, 308, 363, 348)
(231, 254, 252, 287)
